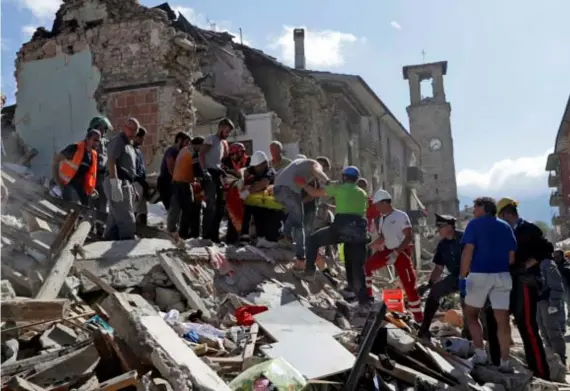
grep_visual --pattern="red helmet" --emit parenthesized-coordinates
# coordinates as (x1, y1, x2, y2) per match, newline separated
(229, 142, 245, 154)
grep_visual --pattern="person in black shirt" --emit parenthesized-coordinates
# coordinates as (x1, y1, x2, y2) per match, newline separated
(553, 249, 570, 326)
(241, 151, 280, 244)
(418, 214, 466, 338)
(133, 127, 149, 226)
(496, 197, 550, 380)
(157, 132, 190, 210)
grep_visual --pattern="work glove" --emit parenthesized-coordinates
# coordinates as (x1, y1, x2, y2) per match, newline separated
(386, 251, 398, 265)
(239, 190, 250, 200)
(548, 306, 559, 315)
(459, 277, 467, 298)
(90, 189, 99, 200)
(109, 178, 123, 203)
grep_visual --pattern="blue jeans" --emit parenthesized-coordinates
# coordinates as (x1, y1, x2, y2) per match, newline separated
(274, 186, 305, 259)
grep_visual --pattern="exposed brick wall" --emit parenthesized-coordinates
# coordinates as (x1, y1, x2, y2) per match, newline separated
(107, 88, 158, 165)
(560, 152, 570, 206)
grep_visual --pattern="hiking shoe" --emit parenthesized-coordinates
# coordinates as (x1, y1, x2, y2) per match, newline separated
(293, 269, 316, 282)
(498, 360, 514, 374)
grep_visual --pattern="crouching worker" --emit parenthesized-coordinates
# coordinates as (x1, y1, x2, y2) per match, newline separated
(418, 214, 466, 338)
(241, 151, 282, 244)
(537, 254, 567, 365)
(53, 130, 101, 206)
(365, 189, 423, 322)
(294, 166, 371, 308)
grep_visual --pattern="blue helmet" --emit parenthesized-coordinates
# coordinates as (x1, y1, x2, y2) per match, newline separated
(343, 166, 360, 179)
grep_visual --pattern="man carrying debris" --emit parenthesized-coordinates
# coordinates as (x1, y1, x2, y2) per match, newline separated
(537, 250, 566, 365)
(167, 142, 198, 241)
(553, 249, 570, 326)
(103, 118, 139, 240)
(459, 197, 516, 372)
(268, 141, 291, 173)
(418, 213, 466, 338)
(273, 156, 331, 269)
(133, 127, 149, 226)
(52, 129, 101, 206)
(496, 197, 551, 379)
(364, 189, 424, 322)
(200, 118, 233, 242)
(88, 116, 113, 230)
(157, 132, 191, 210)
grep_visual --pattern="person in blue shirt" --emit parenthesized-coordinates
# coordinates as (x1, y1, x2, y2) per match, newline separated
(459, 197, 516, 372)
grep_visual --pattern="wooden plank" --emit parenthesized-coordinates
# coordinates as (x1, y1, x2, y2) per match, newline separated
(242, 323, 259, 370)
(96, 370, 138, 391)
(1, 298, 70, 323)
(78, 268, 117, 295)
(7, 377, 46, 391)
(35, 220, 92, 300)
(157, 252, 211, 318)
(49, 210, 80, 261)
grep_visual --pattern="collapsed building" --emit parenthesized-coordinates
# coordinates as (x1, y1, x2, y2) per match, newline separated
(11, 0, 425, 216)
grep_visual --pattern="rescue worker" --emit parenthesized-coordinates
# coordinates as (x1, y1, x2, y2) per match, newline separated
(200, 118, 234, 242)
(157, 132, 190, 210)
(364, 189, 424, 322)
(223, 142, 250, 243)
(52, 130, 101, 206)
(418, 214, 465, 338)
(268, 141, 291, 173)
(222, 142, 250, 177)
(460, 197, 516, 372)
(103, 118, 139, 241)
(496, 197, 551, 379)
(189, 137, 205, 238)
(133, 127, 148, 226)
(273, 156, 331, 269)
(88, 116, 113, 217)
(295, 166, 370, 307)
(553, 249, 570, 326)
(241, 151, 280, 243)
(167, 143, 197, 240)
(537, 253, 566, 364)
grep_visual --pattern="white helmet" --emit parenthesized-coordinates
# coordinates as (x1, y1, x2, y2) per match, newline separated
(250, 150, 268, 166)
(296, 154, 307, 159)
(372, 189, 392, 204)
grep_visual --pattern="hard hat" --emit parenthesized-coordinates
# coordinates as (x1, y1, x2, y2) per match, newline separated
(88, 116, 113, 132)
(496, 197, 519, 214)
(229, 142, 245, 154)
(342, 166, 360, 178)
(296, 154, 307, 159)
(373, 189, 392, 204)
(250, 150, 268, 166)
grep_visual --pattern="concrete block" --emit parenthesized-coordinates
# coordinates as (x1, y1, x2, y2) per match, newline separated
(1, 279, 16, 300)
(154, 287, 183, 311)
(39, 323, 78, 349)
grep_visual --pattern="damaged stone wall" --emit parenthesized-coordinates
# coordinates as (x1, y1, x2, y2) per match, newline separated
(14, 0, 200, 173)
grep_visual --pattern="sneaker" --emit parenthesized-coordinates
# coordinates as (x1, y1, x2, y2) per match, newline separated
(471, 349, 489, 365)
(293, 269, 316, 282)
(498, 359, 514, 374)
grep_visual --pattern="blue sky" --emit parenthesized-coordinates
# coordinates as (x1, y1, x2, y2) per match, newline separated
(2, 0, 570, 200)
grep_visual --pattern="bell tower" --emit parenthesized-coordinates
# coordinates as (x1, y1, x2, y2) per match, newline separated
(403, 61, 459, 217)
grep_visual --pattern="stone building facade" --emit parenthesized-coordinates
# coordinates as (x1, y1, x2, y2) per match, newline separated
(403, 61, 459, 220)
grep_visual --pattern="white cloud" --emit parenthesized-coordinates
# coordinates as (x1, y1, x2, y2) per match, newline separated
(390, 21, 402, 30)
(269, 26, 361, 69)
(173, 6, 252, 46)
(457, 149, 552, 198)
(16, 0, 61, 20)
(0, 38, 9, 52)
(22, 25, 37, 39)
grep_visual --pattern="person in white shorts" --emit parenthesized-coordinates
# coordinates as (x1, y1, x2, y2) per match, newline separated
(459, 197, 516, 372)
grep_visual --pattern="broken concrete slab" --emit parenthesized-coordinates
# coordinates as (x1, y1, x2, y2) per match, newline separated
(1, 298, 70, 322)
(154, 287, 183, 311)
(78, 239, 176, 292)
(39, 323, 78, 349)
(1, 279, 16, 300)
(102, 293, 230, 391)
(7, 377, 47, 391)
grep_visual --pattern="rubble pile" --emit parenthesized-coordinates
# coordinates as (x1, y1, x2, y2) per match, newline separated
(1, 165, 567, 390)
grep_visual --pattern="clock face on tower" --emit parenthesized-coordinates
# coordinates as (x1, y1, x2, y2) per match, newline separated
(429, 138, 442, 152)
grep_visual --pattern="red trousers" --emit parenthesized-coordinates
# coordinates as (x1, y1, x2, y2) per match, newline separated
(364, 247, 423, 322)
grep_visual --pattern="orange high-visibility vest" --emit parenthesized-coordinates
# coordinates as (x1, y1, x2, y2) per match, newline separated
(59, 141, 97, 195)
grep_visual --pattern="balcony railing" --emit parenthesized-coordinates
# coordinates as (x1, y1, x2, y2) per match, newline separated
(545, 152, 560, 171)
(550, 191, 563, 207)
(548, 172, 560, 188)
